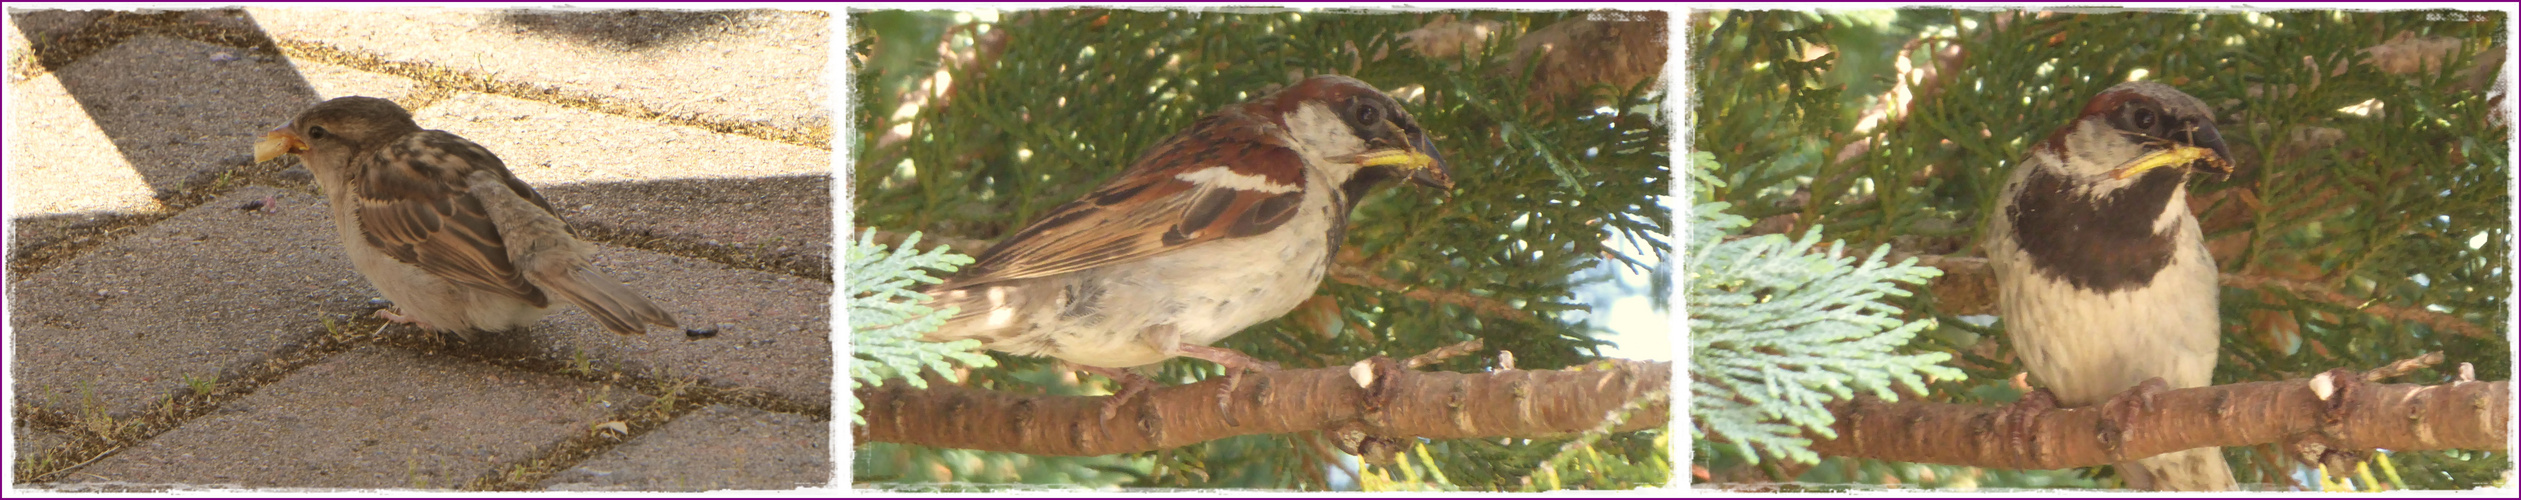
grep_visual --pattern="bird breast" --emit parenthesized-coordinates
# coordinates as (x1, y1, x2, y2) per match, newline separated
(1027, 164, 1346, 368)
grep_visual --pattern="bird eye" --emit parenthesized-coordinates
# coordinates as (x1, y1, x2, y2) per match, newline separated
(2131, 108, 2157, 131)
(1357, 103, 1382, 124)
(307, 126, 330, 140)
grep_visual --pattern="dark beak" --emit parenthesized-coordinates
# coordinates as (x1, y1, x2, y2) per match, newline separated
(1404, 130, 1454, 190)
(2186, 121, 2232, 178)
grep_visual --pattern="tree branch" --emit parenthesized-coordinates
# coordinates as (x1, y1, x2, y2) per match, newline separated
(1330, 263, 1535, 322)
(2217, 273, 2496, 340)
(1907, 254, 2495, 340)
(855, 358, 1671, 456)
(1809, 373, 2511, 469)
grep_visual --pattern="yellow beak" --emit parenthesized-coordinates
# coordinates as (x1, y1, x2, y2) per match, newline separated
(2108, 143, 2231, 180)
(253, 128, 308, 164)
(1353, 149, 1439, 169)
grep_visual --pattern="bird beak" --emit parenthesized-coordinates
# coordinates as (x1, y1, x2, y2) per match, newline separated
(253, 126, 307, 164)
(1349, 131, 1455, 190)
(2108, 123, 2233, 180)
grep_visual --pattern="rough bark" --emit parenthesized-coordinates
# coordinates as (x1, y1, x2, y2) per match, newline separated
(1809, 372, 2511, 469)
(856, 357, 1672, 457)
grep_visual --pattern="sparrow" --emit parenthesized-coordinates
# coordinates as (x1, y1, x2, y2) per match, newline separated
(922, 75, 1454, 417)
(255, 96, 680, 338)
(1985, 81, 2235, 490)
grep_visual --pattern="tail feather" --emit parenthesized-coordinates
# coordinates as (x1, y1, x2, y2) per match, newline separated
(2120, 447, 2234, 491)
(536, 266, 679, 335)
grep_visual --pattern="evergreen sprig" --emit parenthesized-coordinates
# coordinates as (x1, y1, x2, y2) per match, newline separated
(1688, 156, 1960, 465)
(846, 230, 992, 425)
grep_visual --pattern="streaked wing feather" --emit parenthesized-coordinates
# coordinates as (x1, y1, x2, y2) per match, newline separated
(353, 131, 550, 306)
(951, 112, 1309, 287)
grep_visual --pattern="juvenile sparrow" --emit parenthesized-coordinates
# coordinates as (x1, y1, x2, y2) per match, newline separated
(923, 75, 1453, 416)
(1986, 81, 2234, 490)
(256, 96, 680, 338)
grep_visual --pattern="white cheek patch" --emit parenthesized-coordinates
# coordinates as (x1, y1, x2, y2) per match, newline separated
(1174, 166, 1298, 194)
(1287, 103, 1363, 157)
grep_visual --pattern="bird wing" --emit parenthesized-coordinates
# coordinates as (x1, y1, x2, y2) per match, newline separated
(948, 112, 1310, 287)
(349, 131, 559, 307)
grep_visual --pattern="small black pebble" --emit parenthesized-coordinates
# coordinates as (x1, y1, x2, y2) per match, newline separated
(238, 200, 266, 211)
(684, 327, 720, 339)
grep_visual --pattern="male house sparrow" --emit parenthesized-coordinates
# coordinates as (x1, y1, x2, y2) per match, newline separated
(923, 75, 1453, 415)
(1986, 81, 2234, 490)
(256, 97, 679, 338)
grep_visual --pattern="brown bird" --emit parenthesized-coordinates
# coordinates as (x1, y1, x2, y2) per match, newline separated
(1986, 81, 2234, 490)
(256, 96, 678, 338)
(922, 75, 1453, 417)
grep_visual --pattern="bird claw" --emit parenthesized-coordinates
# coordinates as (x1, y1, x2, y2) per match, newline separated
(2098, 378, 2173, 461)
(1175, 345, 1278, 426)
(2002, 386, 2059, 468)
(1074, 364, 1158, 422)
(373, 307, 433, 331)
(1214, 368, 1244, 424)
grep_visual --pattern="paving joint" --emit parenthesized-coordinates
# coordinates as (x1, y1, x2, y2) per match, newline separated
(12, 314, 392, 483)
(6, 158, 286, 278)
(368, 332, 830, 419)
(457, 378, 710, 491)
(569, 221, 831, 283)
(8, 10, 283, 82)
(373, 333, 830, 491)
(14, 311, 827, 486)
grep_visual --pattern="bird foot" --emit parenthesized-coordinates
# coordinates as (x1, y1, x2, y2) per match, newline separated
(2001, 386, 2059, 468)
(1073, 364, 1159, 422)
(373, 307, 434, 331)
(1176, 345, 1278, 426)
(2097, 377, 2173, 461)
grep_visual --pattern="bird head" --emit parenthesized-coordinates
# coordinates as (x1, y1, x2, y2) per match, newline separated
(2041, 81, 2231, 186)
(254, 96, 422, 165)
(1264, 75, 1454, 191)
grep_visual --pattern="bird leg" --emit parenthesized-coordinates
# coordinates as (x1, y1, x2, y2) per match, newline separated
(1175, 344, 1279, 425)
(1071, 363, 1160, 422)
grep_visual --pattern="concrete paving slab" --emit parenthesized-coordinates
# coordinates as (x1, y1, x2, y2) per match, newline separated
(46, 35, 315, 197)
(541, 176, 832, 276)
(542, 404, 828, 491)
(9, 186, 371, 417)
(244, 8, 827, 132)
(4, 69, 164, 249)
(418, 92, 830, 270)
(63, 345, 651, 489)
(488, 244, 831, 404)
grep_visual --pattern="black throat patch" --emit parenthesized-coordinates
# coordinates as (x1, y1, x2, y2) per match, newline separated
(2006, 165, 2186, 293)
